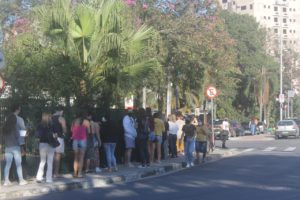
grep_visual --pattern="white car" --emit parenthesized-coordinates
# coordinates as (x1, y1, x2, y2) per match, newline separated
(275, 120, 300, 139)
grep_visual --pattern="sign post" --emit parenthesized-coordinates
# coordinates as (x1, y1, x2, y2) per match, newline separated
(205, 86, 218, 150)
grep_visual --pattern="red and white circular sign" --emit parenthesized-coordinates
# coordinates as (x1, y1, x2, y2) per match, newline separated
(206, 86, 218, 99)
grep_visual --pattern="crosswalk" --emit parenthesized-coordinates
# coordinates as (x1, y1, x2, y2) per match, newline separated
(216, 146, 297, 154)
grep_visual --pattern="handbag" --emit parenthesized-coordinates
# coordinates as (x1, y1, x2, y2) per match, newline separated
(48, 132, 60, 148)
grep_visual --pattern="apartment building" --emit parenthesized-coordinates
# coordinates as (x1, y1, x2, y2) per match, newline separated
(219, 0, 300, 52)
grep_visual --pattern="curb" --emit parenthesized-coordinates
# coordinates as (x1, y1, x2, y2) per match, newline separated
(0, 163, 185, 200)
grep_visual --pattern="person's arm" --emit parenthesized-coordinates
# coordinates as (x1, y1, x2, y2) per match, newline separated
(59, 117, 67, 135)
(95, 123, 101, 144)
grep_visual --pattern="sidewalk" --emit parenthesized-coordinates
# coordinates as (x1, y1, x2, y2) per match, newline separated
(0, 148, 236, 200)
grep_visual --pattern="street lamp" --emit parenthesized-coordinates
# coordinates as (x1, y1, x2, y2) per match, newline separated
(275, 0, 287, 120)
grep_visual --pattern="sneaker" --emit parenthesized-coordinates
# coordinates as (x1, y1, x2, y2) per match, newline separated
(186, 164, 191, 168)
(46, 179, 53, 183)
(95, 167, 102, 173)
(3, 181, 12, 186)
(137, 165, 146, 169)
(114, 167, 118, 172)
(19, 180, 28, 186)
(77, 173, 83, 178)
(190, 162, 194, 167)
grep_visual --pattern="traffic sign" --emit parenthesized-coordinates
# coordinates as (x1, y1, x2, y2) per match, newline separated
(206, 86, 218, 99)
(0, 74, 5, 95)
(0, 52, 5, 70)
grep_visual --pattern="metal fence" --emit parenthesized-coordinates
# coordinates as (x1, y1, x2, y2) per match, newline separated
(0, 98, 127, 181)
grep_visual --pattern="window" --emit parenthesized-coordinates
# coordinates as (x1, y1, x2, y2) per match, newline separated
(250, 4, 253, 10)
(264, 16, 266, 19)
(294, 19, 296, 22)
(264, 5, 266, 8)
(274, 28, 278, 33)
(283, 29, 287, 34)
(294, 30, 296, 33)
(241, 5, 247, 10)
(283, 7, 287, 12)
(293, 9, 296, 12)
(283, 18, 287, 23)
(222, 0, 227, 3)
(274, 17, 278, 22)
(274, 6, 278, 11)
(268, 5, 270, 9)
(268, 16, 271, 20)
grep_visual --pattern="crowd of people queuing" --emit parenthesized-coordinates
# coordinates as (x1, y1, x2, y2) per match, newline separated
(1, 104, 212, 186)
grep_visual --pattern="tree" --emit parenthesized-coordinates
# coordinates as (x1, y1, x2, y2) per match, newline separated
(34, 0, 161, 108)
(221, 10, 279, 122)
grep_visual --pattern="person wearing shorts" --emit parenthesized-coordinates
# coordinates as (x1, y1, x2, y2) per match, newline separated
(195, 121, 208, 164)
(150, 112, 165, 163)
(71, 114, 88, 178)
(52, 108, 67, 178)
(123, 109, 137, 167)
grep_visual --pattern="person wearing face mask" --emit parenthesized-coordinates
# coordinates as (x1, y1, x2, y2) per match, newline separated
(101, 114, 118, 172)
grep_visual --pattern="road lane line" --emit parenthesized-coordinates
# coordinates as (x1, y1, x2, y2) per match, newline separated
(283, 147, 296, 152)
(242, 148, 254, 153)
(263, 147, 277, 152)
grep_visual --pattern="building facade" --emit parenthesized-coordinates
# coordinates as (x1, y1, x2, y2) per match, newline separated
(218, 0, 300, 52)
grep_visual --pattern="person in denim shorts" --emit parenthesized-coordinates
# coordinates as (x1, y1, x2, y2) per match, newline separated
(71, 114, 88, 178)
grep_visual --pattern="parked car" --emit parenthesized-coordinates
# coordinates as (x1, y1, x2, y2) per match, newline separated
(288, 118, 300, 129)
(212, 119, 236, 138)
(257, 121, 265, 134)
(275, 120, 300, 139)
(213, 119, 223, 139)
(230, 120, 245, 137)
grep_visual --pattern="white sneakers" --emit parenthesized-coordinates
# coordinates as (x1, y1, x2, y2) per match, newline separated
(3, 180, 28, 186)
(19, 180, 28, 186)
(95, 167, 102, 173)
(3, 181, 12, 186)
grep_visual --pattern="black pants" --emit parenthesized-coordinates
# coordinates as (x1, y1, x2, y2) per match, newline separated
(168, 134, 177, 157)
(138, 138, 149, 166)
(221, 131, 229, 148)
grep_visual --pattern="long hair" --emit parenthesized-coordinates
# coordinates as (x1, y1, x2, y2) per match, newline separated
(41, 112, 51, 126)
(2, 114, 17, 135)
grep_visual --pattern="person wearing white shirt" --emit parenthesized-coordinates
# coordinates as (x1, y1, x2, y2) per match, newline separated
(168, 114, 179, 158)
(221, 118, 230, 148)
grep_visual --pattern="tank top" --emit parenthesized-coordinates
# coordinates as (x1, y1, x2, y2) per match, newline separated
(52, 115, 63, 137)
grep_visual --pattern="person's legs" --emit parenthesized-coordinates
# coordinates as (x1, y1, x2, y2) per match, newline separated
(4, 148, 14, 183)
(149, 142, 155, 163)
(138, 139, 146, 166)
(188, 139, 195, 165)
(110, 143, 117, 168)
(53, 152, 62, 177)
(163, 138, 169, 159)
(36, 143, 47, 181)
(104, 143, 112, 169)
(46, 146, 55, 182)
(11, 146, 25, 182)
(73, 150, 79, 176)
(78, 149, 85, 176)
(156, 142, 161, 162)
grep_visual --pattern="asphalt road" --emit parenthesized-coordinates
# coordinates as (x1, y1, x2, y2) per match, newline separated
(27, 135, 300, 200)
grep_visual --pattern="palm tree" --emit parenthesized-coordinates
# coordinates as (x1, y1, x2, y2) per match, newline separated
(35, 0, 161, 106)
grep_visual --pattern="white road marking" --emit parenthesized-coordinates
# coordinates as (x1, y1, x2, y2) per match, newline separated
(242, 148, 254, 153)
(283, 147, 296, 152)
(263, 147, 277, 152)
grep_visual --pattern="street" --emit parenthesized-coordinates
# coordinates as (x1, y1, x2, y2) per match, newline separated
(24, 135, 300, 200)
